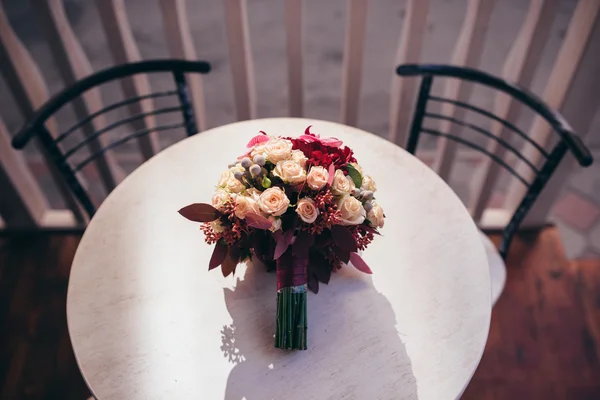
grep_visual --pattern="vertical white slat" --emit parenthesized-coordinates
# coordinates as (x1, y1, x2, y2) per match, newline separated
(36, 0, 126, 193)
(469, 0, 558, 221)
(0, 3, 86, 223)
(159, 0, 207, 131)
(504, 0, 600, 218)
(433, 0, 496, 182)
(388, 0, 430, 145)
(521, 11, 600, 227)
(96, 0, 160, 160)
(285, 0, 304, 117)
(340, 0, 368, 127)
(0, 118, 48, 228)
(223, 0, 256, 121)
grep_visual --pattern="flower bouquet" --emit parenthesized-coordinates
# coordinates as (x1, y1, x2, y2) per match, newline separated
(179, 127, 385, 350)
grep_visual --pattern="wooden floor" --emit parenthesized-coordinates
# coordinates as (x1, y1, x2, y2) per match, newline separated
(0, 228, 599, 399)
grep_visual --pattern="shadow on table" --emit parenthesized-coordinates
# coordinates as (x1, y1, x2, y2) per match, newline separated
(219, 261, 418, 399)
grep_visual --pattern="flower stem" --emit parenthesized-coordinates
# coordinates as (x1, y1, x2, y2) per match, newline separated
(274, 285, 307, 350)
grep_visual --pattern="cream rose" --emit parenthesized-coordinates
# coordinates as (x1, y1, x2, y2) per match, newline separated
(337, 195, 366, 225)
(306, 166, 329, 190)
(367, 202, 385, 228)
(217, 170, 230, 188)
(331, 169, 355, 196)
(291, 150, 308, 168)
(226, 173, 246, 193)
(272, 160, 306, 184)
(361, 175, 377, 192)
(253, 138, 293, 163)
(212, 189, 232, 211)
(235, 195, 260, 219)
(258, 187, 290, 216)
(296, 198, 319, 223)
(210, 220, 224, 233)
(245, 187, 262, 201)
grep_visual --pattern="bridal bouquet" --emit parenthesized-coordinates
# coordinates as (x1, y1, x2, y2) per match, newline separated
(179, 127, 385, 350)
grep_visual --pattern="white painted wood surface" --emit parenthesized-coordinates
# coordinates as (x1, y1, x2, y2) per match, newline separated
(469, 0, 558, 222)
(285, 0, 304, 117)
(433, 0, 496, 182)
(67, 118, 490, 400)
(223, 0, 256, 121)
(523, 12, 600, 227)
(504, 0, 600, 214)
(388, 0, 430, 145)
(96, 0, 160, 160)
(159, 0, 208, 131)
(0, 118, 48, 228)
(36, 0, 125, 193)
(340, 0, 368, 127)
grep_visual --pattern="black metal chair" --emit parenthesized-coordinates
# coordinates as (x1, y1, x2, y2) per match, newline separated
(396, 64, 593, 304)
(11, 59, 211, 219)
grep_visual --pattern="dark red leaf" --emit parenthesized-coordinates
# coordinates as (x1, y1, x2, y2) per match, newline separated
(274, 229, 294, 260)
(281, 212, 298, 232)
(333, 246, 350, 264)
(327, 163, 335, 186)
(350, 252, 372, 274)
(361, 225, 382, 236)
(307, 273, 319, 294)
(209, 242, 228, 270)
(304, 125, 313, 136)
(292, 230, 314, 257)
(178, 203, 220, 222)
(245, 212, 272, 229)
(309, 253, 332, 284)
(221, 254, 238, 277)
(331, 225, 358, 253)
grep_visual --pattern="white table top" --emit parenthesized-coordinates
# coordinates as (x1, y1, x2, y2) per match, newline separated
(67, 118, 490, 400)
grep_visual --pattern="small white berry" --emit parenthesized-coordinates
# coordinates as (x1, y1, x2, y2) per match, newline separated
(241, 157, 252, 168)
(249, 164, 262, 176)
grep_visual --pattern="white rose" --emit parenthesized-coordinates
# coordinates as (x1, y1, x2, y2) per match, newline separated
(272, 160, 306, 185)
(331, 169, 355, 196)
(367, 202, 385, 228)
(212, 189, 232, 211)
(269, 216, 282, 232)
(258, 187, 290, 216)
(217, 170, 230, 188)
(235, 195, 260, 219)
(361, 175, 377, 192)
(291, 150, 308, 168)
(254, 138, 293, 163)
(337, 195, 366, 226)
(296, 198, 319, 223)
(226, 173, 246, 193)
(245, 187, 262, 201)
(306, 166, 329, 191)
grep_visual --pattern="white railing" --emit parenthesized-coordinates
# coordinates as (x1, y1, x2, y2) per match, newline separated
(1, 0, 599, 231)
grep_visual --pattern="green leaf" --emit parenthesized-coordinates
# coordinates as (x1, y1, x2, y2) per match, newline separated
(346, 164, 362, 188)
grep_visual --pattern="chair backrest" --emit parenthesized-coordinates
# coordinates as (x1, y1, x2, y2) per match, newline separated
(397, 64, 593, 258)
(11, 59, 211, 219)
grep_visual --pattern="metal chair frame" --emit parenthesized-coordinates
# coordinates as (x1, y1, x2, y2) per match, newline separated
(397, 64, 593, 258)
(12, 59, 211, 219)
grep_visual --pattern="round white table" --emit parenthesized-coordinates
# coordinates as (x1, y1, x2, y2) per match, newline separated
(67, 118, 490, 400)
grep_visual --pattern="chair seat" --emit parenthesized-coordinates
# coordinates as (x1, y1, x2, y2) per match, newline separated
(479, 230, 506, 306)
